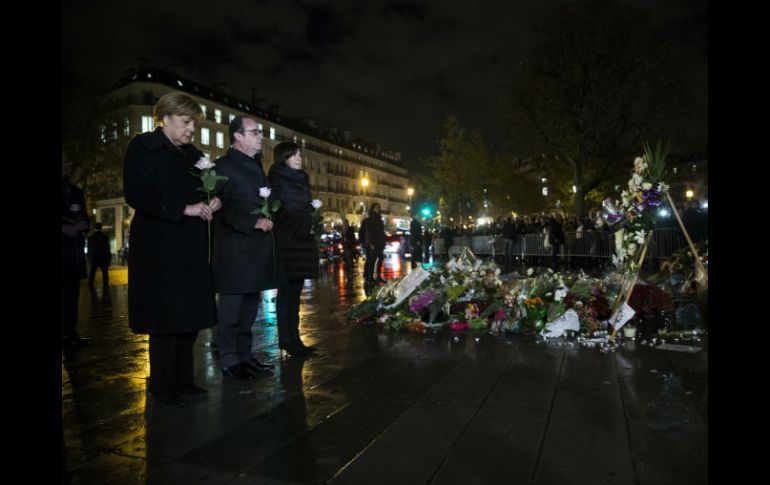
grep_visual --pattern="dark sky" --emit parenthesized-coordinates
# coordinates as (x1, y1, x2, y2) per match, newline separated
(63, 0, 707, 173)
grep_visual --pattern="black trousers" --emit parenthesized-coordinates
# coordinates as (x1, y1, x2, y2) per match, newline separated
(217, 293, 261, 368)
(411, 240, 423, 268)
(364, 246, 384, 282)
(277, 280, 304, 346)
(148, 332, 198, 397)
(88, 264, 109, 287)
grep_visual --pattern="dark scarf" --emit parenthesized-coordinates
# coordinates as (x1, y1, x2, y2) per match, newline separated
(269, 162, 311, 213)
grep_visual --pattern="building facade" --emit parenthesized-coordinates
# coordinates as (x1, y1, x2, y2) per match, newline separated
(92, 68, 411, 254)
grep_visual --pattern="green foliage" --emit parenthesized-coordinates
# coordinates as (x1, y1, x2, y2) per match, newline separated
(196, 169, 229, 195)
(446, 285, 466, 302)
(349, 298, 380, 321)
(643, 140, 670, 183)
(569, 281, 593, 300)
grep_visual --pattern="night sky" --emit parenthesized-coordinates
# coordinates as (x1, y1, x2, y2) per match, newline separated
(63, 0, 707, 173)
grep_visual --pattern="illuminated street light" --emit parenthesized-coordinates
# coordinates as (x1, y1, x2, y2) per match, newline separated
(407, 187, 414, 215)
(686, 189, 694, 200)
(361, 177, 369, 206)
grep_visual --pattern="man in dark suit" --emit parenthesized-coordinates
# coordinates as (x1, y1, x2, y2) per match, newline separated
(211, 116, 277, 380)
(62, 154, 90, 347)
(87, 223, 111, 288)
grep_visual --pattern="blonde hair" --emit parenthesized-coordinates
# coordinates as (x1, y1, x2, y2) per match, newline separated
(153, 92, 202, 123)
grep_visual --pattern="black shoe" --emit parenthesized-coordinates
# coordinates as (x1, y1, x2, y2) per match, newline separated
(247, 357, 275, 370)
(221, 363, 254, 380)
(182, 384, 208, 397)
(242, 359, 273, 375)
(62, 336, 90, 348)
(152, 393, 187, 406)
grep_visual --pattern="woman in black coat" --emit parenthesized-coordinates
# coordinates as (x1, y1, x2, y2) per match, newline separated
(123, 92, 221, 405)
(268, 142, 320, 357)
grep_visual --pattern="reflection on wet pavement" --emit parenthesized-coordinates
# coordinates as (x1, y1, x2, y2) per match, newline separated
(63, 257, 707, 484)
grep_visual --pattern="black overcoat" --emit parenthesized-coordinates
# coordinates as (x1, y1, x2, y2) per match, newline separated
(123, 128, 217, 335)
(211, 148, 278, 293)
(268, 163, 319, 284)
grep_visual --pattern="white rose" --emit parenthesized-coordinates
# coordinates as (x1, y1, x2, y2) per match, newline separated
(633, 157, 647, 173)
(311, 199, 322, 209)
(259, 187, 271, 198)
(195, 156, 215, 170)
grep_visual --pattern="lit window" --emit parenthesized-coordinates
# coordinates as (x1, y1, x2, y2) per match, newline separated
(215, 109, 222, 123)
(258, 123, 263, 132)
(302, 138, 306, 147)
(201, 128, 210, 145)
(123, 117, 130, 136)
(147, 73, 152, 79)
(228, 113, 235, 123)
(269, 127, 276, 140)
(200, 105, 207, 117)
(216, 132, 224, 148)
(141, 116, 154, 132)
(177, 80, 183, 87)
(100, 125, 106, 143)
(542, 187, 549, 196)
(112, 121, 118, 140)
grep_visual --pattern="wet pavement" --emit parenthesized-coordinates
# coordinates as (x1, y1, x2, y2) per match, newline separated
(62, 257, 707, 484)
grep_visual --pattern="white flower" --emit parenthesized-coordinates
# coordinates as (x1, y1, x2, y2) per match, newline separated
(627, 242, 638, 254)
(259, 187, 271, 198)
(195, 156, 215, 170)
(311, 199, 322, 209)
(633, 157, 647, 174)
(642, 182, 653, 190)
(554, 288, 567, 302)
(657, 182, 669, 193)
(527, 267, 534, 276)
(634, 229, 647, 245)
(628, 173, 643, 190)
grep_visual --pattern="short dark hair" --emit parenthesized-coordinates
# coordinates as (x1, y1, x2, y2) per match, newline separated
(368, 202, 381, 216)
(273, 142, 301, 165)
(228, 116, 251, 144)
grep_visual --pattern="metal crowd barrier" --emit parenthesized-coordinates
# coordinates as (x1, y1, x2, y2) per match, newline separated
(432, 228, 689, 260)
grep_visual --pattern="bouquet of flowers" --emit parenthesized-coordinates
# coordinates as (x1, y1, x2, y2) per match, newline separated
(563, 280, 612, 335)
(191, 156, 229, 261)
(627, 283, 674, 333)
(607, 141, 670, 270)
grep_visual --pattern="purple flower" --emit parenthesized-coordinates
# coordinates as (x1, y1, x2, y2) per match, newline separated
(641, 188, 663, 208)
(409, 290, 438, 314)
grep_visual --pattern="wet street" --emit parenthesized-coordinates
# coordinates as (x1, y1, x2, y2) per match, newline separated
(62, 256, 707, 484)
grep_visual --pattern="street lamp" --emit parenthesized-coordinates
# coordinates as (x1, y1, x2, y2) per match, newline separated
(686, 189, 694, 200)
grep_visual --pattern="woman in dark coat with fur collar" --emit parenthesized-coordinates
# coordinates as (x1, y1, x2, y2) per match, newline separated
(268, 142, 320, 357)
